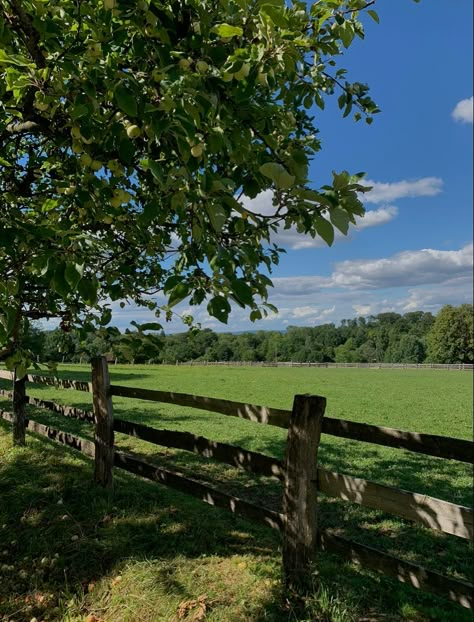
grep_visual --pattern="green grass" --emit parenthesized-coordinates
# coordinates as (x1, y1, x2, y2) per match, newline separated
(0, 365, 472, 621)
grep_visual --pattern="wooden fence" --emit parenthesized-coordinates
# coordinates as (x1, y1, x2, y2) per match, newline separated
(176, 361, 474, 371)
(0, 360, 472, 608)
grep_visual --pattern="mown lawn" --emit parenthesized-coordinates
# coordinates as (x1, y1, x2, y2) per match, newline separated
(0, 365, 472, 621)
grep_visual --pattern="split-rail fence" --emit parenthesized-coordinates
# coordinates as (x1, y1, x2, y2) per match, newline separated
(0, 358, 472, 609)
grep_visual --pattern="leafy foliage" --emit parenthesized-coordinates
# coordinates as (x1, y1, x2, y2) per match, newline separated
(0, 0, 380, 372)
(427, 305, 474, 364)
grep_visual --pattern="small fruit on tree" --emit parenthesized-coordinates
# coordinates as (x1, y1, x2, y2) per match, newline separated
(126, 125, 141, 139)
(190, 143, 204, 158)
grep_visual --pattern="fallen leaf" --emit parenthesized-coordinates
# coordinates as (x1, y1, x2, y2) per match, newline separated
(176, 594, 210, 621)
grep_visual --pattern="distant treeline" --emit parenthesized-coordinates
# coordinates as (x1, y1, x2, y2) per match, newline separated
(24, 305, 473, 365)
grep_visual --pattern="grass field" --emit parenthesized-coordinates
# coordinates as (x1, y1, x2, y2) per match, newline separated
(0, 365, 472, 621)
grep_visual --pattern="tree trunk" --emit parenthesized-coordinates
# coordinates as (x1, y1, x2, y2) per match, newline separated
(12, 373, 26, 446)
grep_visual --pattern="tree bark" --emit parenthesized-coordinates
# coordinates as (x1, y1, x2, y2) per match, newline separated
(12, 372, 26, 446)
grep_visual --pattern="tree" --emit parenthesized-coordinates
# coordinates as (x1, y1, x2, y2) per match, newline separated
(427, 305, 474, 364)
(1, 0, 381, 441)
(0, 0, 380, 350)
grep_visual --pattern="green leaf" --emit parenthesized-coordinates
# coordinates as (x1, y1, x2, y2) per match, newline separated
(249, 309, 262, 322)
(367, 10, 380, 24)
(212, 24, 243, 38)
(51, 265, 70, 297)
(64, 263, 83, 289)
(205, 204, 227, 232)
(115, 85, 138, 117)
(77, 277, 98, 306)
(329, 207, 350, 235)
(0, 49, 35, 67)
(147, 160, 164, 184)
(259, 162, 295, 189)
(168, 283, 190, 308)
(207, 296, 231, 323)
(315, 217, 334, 246)
(261, 5, 288, 28)
(231, 279, 253, 306)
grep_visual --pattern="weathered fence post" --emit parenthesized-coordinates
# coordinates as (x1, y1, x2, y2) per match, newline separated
(12, 371, 26, 446)
(283, 394, 326, 590)
(92, 357, 114, 488)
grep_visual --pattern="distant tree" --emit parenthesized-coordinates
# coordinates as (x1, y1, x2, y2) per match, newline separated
(427, 305, 474, 363)
(334, 337, 358, 363)
(385, 334, 426, 363)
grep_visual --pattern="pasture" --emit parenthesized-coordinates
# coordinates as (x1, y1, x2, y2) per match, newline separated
(0, 365, 472, 621)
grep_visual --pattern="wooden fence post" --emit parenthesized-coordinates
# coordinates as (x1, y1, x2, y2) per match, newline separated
(92, 357, 114, 488)
(283, 394, 326, 590)
(12, 371, 26, 446)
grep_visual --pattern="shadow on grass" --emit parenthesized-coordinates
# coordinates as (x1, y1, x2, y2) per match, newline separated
(0, 422, 469, 622)
(1, 417, 472, 622)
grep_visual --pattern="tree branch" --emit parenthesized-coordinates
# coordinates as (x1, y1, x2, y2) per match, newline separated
(6, 0, 46, 68)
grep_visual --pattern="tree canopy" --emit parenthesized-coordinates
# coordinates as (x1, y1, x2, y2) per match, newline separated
(427, 304, 473, 364)
(0, 0, 381, 374)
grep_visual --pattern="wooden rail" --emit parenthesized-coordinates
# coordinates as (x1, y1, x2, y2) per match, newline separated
(0, 408, 471, 608)
(0, 409, 95, 457)
(317, 470, 472, 540)
(110, 384, 290, 428)
(0, 370, 92, 392)
(318, 531, 473, 609)
(114, 451, 284, 531)
(322, 417, 474, 464)
(177, 361, 474, 371)
(109, 384, 473, 463)
(114, 418, 284, 480)
(0, 389, 94, 422)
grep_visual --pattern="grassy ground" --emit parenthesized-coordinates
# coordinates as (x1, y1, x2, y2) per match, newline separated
(0, 365, 472, 621)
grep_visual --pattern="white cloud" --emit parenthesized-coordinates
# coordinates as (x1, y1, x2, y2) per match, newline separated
(292, 306, 319, 318)
(241, 187, 399, 250)
(353, 304, 373, 316)
(363, 177, 443, 204)
(241, 189, 279, 217)
(331, 243, 473, 289)
(354, 206, 398, 229)
(100, 243, 472, 333)
(452, 96, 473, 123)
(241, 174, 444, 250)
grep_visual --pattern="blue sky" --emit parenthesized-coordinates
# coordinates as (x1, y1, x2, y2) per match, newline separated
(112, 0, 473, 333)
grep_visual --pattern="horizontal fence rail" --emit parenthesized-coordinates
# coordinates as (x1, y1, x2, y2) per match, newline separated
(316, 470, 472, 540)
(322, 417, 474, 464)
(0, 370, 92, 392)
(114, 418, 285, 480)
(110, 384, 473, 464)
(318, 531, 473, 609)
(0, 408, 471, 608)
(176, 361, 474, 371)
(110, 384, 291, 428)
